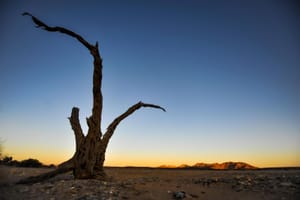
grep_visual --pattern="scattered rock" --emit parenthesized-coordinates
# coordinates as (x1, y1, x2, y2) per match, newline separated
(75, 194, 99, 200)
(193, 178, 217, 186)
(19, 186, 30, 193)
(190, 193, 199, 198)
(173, 191, 186, 199)
(1, 167, 300, 200)
(280, 182, 293, 187)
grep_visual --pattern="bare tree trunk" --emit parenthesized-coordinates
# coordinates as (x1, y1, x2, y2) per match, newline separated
(18, 13, 165, 184)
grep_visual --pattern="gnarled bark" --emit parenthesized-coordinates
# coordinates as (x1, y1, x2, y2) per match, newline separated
(18, 13, 165, 184)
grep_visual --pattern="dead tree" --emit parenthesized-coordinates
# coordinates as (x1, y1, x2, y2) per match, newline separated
(18, 13, 165, 184)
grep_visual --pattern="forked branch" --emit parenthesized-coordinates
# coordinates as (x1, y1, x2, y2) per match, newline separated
(102, 101, 166, 147)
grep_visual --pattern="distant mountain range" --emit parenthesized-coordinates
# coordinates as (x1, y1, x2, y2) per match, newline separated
(158, 162, 258, 170)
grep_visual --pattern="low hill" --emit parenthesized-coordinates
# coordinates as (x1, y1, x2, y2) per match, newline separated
(159, 162, 257, 170)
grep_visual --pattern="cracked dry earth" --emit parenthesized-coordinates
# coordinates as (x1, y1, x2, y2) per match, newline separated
(0, 166, 300, 200)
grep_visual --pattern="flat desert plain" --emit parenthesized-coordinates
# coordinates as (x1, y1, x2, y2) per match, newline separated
(0, 166, 299, 199)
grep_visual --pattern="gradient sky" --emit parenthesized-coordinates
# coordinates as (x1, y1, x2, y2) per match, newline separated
(0, 0, 299, 167)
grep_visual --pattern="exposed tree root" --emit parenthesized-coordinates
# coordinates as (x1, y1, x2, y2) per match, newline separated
(17, 159, 73, 184)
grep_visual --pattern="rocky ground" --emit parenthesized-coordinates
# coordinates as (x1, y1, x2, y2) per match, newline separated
(0, 166, 300, 199)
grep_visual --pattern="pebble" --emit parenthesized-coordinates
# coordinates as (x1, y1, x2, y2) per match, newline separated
(173, 191, 186, 199)
(19, 186, 29, 193)
(280, 182, 293, 187)
(75, 194, 99, 200)
(193, 178, 216, 186)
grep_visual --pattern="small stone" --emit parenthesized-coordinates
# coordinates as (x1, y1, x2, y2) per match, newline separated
(173, 191, 186, 199)
(280, 182, 293, 187)
(235, 187, 243, 192)
(19, 187, 30, 193)
(75, 195, 98, 200)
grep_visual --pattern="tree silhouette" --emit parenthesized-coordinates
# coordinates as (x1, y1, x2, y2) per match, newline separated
(19, 158, 43, 168)
(18, 13, 165, 184)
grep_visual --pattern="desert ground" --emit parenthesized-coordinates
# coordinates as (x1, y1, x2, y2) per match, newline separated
(0, 166, 299, 200)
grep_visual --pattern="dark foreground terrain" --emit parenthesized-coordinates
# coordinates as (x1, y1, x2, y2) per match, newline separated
(0, 166, 299, 199)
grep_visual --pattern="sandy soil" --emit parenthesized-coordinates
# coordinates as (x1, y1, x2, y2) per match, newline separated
(0, 166, 299, 200)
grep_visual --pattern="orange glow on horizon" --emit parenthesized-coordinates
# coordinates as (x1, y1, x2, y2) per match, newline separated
(4, 145, 300, 168)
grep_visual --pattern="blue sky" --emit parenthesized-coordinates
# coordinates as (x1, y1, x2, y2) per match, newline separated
(0, 0, 299, 167)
